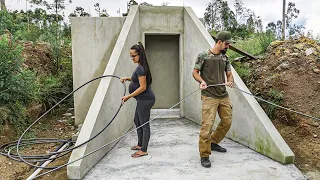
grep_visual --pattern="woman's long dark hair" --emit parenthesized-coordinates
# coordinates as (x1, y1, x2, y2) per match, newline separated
(131, 42, 152, 87)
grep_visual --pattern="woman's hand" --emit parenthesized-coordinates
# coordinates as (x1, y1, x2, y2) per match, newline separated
(120, 77, 130, 83)
(122, 95, 131, 104)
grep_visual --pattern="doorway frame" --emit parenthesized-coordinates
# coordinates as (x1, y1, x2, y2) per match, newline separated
(142, 31, 184, 118)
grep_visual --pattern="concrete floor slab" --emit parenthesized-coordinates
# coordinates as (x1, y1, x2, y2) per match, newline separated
(83, 118, 306, 180)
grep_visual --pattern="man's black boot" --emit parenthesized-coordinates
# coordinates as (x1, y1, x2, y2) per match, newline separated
(201, 157, 211, 168)
(211, 143, 227, 152)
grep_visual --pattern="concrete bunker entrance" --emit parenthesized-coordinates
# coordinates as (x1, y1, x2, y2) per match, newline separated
(145, 35, 180, 109)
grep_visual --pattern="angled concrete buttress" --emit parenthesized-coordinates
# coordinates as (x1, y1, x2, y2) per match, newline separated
(68, 6, 140, 179)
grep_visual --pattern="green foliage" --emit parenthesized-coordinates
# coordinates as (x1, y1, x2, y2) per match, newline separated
(0, 107, 10, 134)
(37, 123, 49, 131)
(0, 10, 25, 36)
(257, 33, 276, 53)
(0, 36, 38, 135)
(0, 36, 37, 105)
(69, 7, 91, 17)
(205, 0, 263, 39)
(227, 33, 273, 60)
(129, 0, 138, 5)
(286, 2, 300, 29)
(266, 21, 282, 39)
(37, 71, 72, 110)
(94, 3, 109, 17)
(0, 7, 74, 136)
(266, 89, 284, 119)
(267, 1, 305, 39)
(233, 62, 250, 81)
(23, 130, 36, 139)
(7, 102, 30, 135)
(36, 46, 73, 110)
(268, 89, 284, 102)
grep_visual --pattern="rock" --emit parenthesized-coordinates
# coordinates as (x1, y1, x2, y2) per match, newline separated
(294, 43, 304, 50)
(308, 59, 315, 63)
(290, 53, 300, 57)
(278, 56, 288, 62)
(284, 49, 291, 54)
(305, 47, 314, 56)
(293, 49, 300, 53)
(313, 68, 320, 74)
(67, 108, 74, 112)
(314, 134, 318, 138)
(77, 124, 83, 131)
(270, 40, 285, 47)
(63, 113, 72, 117)
(297, 67, 305, 73)
(308, 121, 319, 127)
(276, 61, 290, 71)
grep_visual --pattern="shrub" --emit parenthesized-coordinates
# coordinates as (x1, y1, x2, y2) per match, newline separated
(0, 36, 37, 135)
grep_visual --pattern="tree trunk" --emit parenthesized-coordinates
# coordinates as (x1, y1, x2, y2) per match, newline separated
(0, 0, 6, 11)
(282, 0, 286, 40)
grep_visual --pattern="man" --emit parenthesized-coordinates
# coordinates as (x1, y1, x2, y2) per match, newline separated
(192, 31, 235, 168)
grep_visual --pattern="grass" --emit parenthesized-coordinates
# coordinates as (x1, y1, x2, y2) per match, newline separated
(266, 89, 284, 119)
(227, 33, 275, 60)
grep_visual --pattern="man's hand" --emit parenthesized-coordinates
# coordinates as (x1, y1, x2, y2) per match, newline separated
(200, 81, 207, 90)
(224, 81, 234, 88)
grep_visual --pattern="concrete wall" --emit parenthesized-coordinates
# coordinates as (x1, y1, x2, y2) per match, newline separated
(184, 7, 294, 164)
(183, 7, 215, 123)
(145, 35, 180, 108)
(139, 6, 184, 35)
(71, 17, 126, 125)
(67, 6, 140, 179)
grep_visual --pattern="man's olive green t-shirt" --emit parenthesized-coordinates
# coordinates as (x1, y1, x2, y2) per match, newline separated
(194, 50, 231, 98)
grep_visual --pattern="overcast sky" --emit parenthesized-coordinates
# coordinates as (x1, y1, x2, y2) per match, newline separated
(6, 0, 320, 35)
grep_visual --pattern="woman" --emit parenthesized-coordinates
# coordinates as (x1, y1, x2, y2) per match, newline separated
(121, 42, 155, 158)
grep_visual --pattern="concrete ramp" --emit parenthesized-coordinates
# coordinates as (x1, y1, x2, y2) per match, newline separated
(84, 119, 305, 180)
(68, 5, 296, 179)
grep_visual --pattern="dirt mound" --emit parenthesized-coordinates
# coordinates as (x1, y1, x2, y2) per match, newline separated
(250, 37, 320, 123)
(246, 36, 320, 177)
(21, 41, 55, 76)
